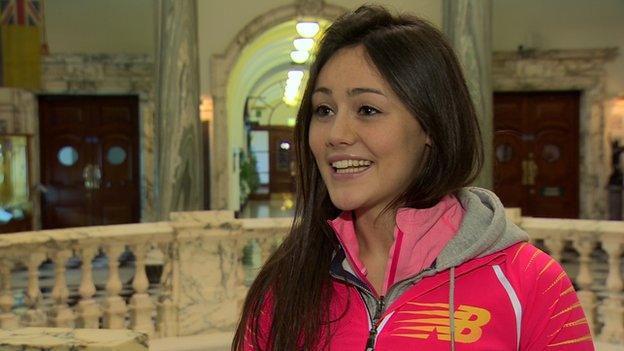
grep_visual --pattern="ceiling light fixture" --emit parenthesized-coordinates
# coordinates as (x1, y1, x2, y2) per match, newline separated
(293, 38, 314, 51)
(290, 50, 310, 64)
(296, 22, 320, 38)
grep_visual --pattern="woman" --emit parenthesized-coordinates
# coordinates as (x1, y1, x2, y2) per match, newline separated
(233, 5, 593, 351)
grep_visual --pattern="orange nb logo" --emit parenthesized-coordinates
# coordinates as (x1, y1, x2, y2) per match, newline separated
(391, 302, 491, 344)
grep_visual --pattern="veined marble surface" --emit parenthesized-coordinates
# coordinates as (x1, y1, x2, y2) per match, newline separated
(0, 328, 148, 350)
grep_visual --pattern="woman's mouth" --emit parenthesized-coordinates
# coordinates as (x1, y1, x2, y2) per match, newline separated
(331, 159, 373, 174)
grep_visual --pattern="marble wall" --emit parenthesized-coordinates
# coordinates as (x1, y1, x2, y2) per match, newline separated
(492, 48, 619, 219)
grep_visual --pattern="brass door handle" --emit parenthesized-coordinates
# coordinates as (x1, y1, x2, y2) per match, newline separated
(92, 165, 101, 189)
(521, 153, 538, 186)
(83, 164, 93, 189)
(82, 164, 102, 189)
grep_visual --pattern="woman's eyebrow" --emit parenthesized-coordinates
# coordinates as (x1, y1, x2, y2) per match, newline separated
(312, 87, 386, 96)
(347, 87, 385, 97)
(313, 87, 332, 95)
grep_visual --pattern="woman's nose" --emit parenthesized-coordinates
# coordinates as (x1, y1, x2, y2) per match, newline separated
(327, 113, 356, 147)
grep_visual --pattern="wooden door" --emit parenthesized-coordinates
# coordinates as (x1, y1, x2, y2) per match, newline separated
(494, 91, 580, 218)
(39, 96, 140, 229)
(268, 128, 295, 194)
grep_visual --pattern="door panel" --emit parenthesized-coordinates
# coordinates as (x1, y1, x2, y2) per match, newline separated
(493, 130, 525, 209)
(494, 91, 579, 219)
(40, 95, 140, 229)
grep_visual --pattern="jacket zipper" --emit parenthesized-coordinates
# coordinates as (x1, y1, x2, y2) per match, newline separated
(364, 295, 385, 351)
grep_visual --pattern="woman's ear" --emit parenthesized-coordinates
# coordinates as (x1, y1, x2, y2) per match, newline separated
(425, 135, 432, 147)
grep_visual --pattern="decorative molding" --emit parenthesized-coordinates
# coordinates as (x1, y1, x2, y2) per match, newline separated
(295, 0, 324, 16)
(493, 47, 618, 62)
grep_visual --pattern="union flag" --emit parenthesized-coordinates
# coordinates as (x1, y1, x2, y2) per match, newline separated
(1, 0, 42, 26)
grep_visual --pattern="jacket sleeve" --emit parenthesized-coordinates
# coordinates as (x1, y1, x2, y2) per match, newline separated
(510, 243, 594, 351)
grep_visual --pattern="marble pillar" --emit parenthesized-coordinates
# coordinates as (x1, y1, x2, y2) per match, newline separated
(443, 0, 493, 189)
(155, 0, 204, 219)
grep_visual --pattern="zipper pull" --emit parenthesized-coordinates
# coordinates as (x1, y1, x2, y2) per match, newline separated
(364, 296, 385, 351)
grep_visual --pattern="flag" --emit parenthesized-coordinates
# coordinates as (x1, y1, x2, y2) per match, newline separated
(0, 0, 43, 90)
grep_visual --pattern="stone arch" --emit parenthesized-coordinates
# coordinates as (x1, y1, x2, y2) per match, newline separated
(210, 1, 346, 210)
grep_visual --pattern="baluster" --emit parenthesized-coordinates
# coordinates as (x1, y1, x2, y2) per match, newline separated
(0, 258, 18, 329)
(22, 252, 47, 326)
(572, 238, 597, 332)
(543, 237, 565, 263)
(76, 245, 101, 328)
(598, 237, 624, 342)
(235, 237, 250, 308)
(129, 243, 155, 336)
(156, 242, 178, 338)
(49, 249, 75, 327)
(246, 239, 262, 284)
(102, 244, 128, 329)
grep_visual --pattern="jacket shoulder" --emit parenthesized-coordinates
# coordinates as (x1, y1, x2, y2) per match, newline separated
(499, 243, 594, 350)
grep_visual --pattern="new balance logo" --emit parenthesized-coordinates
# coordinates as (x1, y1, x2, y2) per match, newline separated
(390, 302, 491, 343)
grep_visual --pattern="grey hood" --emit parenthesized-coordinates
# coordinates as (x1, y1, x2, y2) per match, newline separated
(435, 186, 529, 272)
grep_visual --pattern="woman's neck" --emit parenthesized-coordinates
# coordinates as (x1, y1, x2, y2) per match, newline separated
(353, 207, 396, 260)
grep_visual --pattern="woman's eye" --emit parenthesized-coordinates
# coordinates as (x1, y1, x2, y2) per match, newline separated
(358, 105, 380, 116)
(314, 105, 334, 117)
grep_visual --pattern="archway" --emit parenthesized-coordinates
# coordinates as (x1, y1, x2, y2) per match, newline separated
(210, 1, 345, 210)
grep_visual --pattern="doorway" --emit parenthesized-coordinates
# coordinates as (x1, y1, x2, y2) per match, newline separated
(493, 91, 580, 218)
(39, 95, 140, 229)
(248, 126, 295, 196)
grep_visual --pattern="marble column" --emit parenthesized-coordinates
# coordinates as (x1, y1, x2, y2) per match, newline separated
(443, 0, 493, 189)
(155, 0, 204, 219)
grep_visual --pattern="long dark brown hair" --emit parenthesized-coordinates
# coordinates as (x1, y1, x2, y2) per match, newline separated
(232, 5, 483, 350)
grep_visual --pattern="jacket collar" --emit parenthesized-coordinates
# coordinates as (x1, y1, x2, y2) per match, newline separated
(327, 195, 465, 295)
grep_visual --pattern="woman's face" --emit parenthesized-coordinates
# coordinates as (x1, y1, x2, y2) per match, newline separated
(309, 45, 430, 215)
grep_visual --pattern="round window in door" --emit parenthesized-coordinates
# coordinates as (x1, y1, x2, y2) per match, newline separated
(107, 146, 127, 165)
(542, 144, 561, 163)
(495, 144, 513, 163)
(57, 146, 79, 166)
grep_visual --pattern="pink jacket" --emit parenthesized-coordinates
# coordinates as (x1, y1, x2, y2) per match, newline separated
(244, 188, 593, 350)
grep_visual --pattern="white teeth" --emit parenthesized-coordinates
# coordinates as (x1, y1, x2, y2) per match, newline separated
(331, 159, 372, 169)
(336, 166, 369, 174)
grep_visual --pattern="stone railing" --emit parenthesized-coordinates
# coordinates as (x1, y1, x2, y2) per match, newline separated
(520, 216, 624, 343)
(0, 220, 175, 337)
(0, 210, 622, 345)
(0, 211, 290, 340)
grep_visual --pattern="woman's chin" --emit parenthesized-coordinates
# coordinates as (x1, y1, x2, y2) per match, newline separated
(329, 195, 364, 212)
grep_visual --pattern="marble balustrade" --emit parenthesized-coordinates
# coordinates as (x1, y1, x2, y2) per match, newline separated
(0, 221, 175, 338)
(520, 217, 624, 343)
(0, 210, 621, 346)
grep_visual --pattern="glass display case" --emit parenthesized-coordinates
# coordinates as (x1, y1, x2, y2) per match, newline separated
(0, 135, 32, 233)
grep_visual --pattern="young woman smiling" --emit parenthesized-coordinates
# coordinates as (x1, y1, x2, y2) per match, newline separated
(232, 5, 593, 351)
